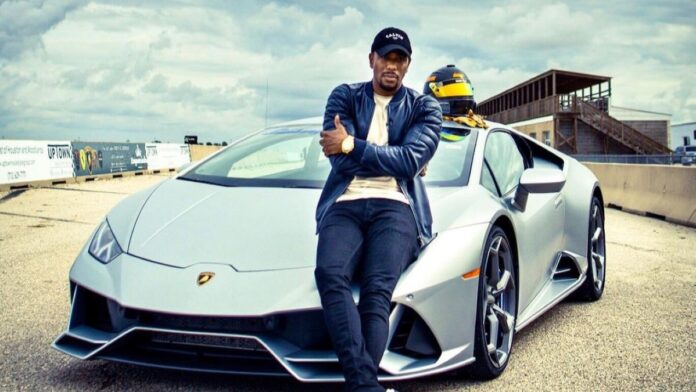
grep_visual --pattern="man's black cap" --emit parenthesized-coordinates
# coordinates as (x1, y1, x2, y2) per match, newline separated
(371, 27, 412, 58)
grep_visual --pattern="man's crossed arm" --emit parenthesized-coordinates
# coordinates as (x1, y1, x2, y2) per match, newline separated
(319, 92, 441, 179)
(320, 114, 431, 178)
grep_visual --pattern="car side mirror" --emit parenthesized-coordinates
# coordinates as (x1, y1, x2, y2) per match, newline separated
(512, 168, 566, 212)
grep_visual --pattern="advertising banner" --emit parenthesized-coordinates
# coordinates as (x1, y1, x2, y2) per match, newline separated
(72, 142, 147, 176)
(145, 143, 191, 170)
(0, 140, 74, 184)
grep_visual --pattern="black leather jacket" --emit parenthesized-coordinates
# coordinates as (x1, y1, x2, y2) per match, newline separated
(316, 81, 442, 244)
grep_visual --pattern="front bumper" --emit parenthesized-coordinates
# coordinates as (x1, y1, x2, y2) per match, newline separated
(53, 284, 471, 382)
(54, 248, 479, 381)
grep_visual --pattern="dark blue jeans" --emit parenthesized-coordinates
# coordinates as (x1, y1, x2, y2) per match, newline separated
(315, 199, 419, 392)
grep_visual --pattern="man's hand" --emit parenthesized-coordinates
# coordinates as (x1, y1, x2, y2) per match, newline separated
(319, 114, 349, 156)
(419, 164, 428, 177)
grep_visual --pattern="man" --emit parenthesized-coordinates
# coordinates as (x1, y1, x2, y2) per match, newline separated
(315, 27, 442, 392)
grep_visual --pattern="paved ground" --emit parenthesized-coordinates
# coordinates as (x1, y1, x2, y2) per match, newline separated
(0, 174, 694, 391)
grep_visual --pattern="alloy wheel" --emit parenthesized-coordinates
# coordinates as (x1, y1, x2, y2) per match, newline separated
(482, 234, 517, 368)
(589, 202, 606, 291)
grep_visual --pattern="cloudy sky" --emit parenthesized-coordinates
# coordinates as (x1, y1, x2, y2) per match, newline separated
(0, 0, 694, 143)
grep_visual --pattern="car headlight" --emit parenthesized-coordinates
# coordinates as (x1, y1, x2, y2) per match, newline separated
(88, 220, 123, 263)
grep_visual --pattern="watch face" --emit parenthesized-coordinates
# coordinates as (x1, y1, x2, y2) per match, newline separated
(342, 136, 354, 153)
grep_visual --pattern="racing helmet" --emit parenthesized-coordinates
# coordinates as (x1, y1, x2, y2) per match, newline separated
(423, 64, 476, 116)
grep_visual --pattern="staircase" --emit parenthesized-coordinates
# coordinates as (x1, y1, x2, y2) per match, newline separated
(577, 100, 670, 154)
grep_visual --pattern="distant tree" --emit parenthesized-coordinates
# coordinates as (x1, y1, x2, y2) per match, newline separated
(222, 141, 228, 146)
(206, 142, 212, 146)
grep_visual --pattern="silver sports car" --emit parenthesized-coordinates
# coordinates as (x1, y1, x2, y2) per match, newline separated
(53, 117, 606, 381)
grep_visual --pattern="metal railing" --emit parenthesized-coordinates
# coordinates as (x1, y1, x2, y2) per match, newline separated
(573, 154, 689, 165)
(576, 100, 671, 155)
(485, 95, 559, 124)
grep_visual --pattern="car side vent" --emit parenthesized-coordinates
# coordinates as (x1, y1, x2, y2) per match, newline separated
(388, 306, 440, 359)
(553, 256, 581, 280)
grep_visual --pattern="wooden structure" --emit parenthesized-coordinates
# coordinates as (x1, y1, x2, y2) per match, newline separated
(477, 70, 670, 155)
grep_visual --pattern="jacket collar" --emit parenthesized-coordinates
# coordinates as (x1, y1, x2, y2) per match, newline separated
(365, 81, 406, 103)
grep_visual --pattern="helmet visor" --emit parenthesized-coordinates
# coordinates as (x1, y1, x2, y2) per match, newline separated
(429, 80, 473, 98)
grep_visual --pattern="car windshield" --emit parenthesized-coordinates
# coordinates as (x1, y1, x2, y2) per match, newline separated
(685, 146, 696, 153)
(180, 125, 475, 188)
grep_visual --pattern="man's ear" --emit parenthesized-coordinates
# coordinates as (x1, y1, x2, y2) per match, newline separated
(368, 52, 374, 69)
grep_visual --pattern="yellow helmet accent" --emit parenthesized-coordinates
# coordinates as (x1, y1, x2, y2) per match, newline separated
(440, 128, 468, 142)
(428, 80, 474, 98)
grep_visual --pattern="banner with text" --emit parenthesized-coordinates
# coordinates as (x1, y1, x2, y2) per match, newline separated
(145, 143, 191, 170)
(0, 140, 74, 185)
(72, 142, 147, 176)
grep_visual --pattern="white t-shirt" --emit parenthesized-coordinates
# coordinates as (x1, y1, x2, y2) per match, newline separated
(336, 93, 409, 204)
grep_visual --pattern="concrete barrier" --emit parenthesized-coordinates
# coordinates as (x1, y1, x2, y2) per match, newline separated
(0, 169, 183, 192)
(0, 171, 153, 192)
(583, 163, 696, 227)
(189, 145, 222, 161)
(0, 176, 77, 192)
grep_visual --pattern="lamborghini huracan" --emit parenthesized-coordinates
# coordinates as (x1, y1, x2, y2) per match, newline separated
(53, 117, 606, 381)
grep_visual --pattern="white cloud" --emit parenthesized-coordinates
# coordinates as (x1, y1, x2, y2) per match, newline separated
(0, 0, 87, 61)
(331, 6, 364, 26)
(0, 0, 694, 144)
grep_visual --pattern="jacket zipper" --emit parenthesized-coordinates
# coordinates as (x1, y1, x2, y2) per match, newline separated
(398, 180, 425, 247)
(389, 102, 425, 247)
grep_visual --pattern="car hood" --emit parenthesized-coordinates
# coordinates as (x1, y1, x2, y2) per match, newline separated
(127, 179, 323, 271)
(125, 179, 472, 271)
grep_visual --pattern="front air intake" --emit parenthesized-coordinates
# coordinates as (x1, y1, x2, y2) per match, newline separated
(388, 306, 440, 359)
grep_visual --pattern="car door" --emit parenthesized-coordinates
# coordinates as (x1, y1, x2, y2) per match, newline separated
(481, 130, 565, 312)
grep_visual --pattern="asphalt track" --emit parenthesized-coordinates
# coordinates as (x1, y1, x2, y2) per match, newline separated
(0, 174, 694, 391)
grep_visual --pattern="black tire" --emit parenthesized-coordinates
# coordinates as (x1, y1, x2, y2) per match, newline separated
(572, 196, 606, 301)
(466, 226, 517, 380)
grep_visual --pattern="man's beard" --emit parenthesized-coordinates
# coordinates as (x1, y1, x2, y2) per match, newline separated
(379, 76, 399, 92)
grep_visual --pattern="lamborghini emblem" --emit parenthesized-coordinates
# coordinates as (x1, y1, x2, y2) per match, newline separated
(197, 272, 215, 286)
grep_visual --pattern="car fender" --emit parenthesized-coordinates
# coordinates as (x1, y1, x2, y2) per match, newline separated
(106, 180, 167, 251)
(391, 221, 490, 353)
(561, 159, 599, 258)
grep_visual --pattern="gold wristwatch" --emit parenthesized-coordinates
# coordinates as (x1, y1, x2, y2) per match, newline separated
(341, 135, 355, 154)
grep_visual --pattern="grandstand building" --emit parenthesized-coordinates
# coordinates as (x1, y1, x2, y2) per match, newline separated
(477, 70, 670, 155)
